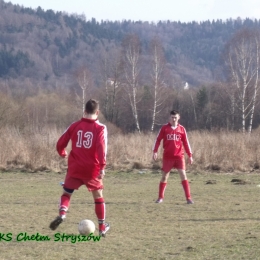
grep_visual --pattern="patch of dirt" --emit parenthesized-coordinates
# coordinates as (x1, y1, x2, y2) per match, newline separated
(206, 180, 217, 184)
(231, 178, 250, 185)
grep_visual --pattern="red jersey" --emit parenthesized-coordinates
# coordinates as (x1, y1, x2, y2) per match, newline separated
(56, 118, 107, 179)
(153, 123, 192, 159)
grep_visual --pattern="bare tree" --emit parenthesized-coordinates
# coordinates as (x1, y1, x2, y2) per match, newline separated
(99, 49, 122, 123)
(218, 82, 237, 130)
(225, 28, 260, 133)
(99, 52, 110, 117)
(149, 37, 167, 132)
(189, 89, 198, 128)
(75, 67, 92, 116)
(121, 34, 141, 133)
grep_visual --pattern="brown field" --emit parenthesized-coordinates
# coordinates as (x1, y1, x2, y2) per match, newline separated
(1, 170, 260, 260)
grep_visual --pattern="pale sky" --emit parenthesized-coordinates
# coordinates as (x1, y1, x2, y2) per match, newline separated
(9, 0, 260, 23)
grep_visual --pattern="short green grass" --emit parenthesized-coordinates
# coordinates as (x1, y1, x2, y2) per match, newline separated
(1, 171, 260, 260)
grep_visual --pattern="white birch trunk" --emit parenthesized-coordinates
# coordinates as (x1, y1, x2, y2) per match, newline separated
(227, 30, 260, 133)
(150, 39, 165, 132)
(123, 36, 141, 133)
(77, 69, 90, 116)
(248, 36, 260, 134)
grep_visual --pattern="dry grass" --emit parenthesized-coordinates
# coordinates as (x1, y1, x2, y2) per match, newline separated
(189, 130, 260, 172)
(0, 126, 260, 173)
(0, 126, 66, 172)
(1, 171, 260, 260)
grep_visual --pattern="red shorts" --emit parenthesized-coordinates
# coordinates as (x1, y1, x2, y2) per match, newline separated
(162, 158, 185, 172)
(64, 175, 103, 191)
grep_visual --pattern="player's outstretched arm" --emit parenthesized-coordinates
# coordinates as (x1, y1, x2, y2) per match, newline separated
(56, 133, 70, 157)
(56, 123, 74, 157)
(96, 126, 107, 171)
(60, 149, 68, 158)
(98, 170, 105, 179)
(188, 156, 193, 165)
(182, 128, 192, 159)
(152, 127, 164, 161)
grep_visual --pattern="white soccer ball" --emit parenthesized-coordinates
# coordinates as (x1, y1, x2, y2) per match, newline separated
(78, 219, 96, 235)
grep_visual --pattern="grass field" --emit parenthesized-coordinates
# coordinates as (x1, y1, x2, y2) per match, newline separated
(1, 170, 260, 260)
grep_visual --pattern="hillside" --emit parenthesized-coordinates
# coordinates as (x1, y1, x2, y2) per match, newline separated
(1, 1, 260, 133)
(0, 0, 259, 88)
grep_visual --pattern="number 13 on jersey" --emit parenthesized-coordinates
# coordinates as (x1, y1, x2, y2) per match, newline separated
(76, 130, 93, 148)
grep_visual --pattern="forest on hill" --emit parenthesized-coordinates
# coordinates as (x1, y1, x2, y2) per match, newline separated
(0, 0, 260, 133)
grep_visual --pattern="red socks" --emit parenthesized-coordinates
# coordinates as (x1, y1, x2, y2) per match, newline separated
(95, 197, 106, 231)
(182, 179, 191, 200)
(158, 182, 167, 199)
(59, 193, 107, 231)
(158, 180, 192, 201)
(59, 193, 71, 216)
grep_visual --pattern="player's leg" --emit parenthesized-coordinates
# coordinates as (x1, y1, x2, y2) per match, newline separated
(156, 171, 170, 203)
(49, 188, 74, 230)
(85, 178, 110, 237)
(58, 176, 82, 217)
(49, 176, 81, 230)
(59, 188, 74, 218)
(156, 158, 173, 203)
(92, 189, 110, 237)
(177, 169, 194, 204)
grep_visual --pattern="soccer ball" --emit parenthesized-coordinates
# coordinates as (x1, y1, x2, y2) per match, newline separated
(78, 219, 96, 235)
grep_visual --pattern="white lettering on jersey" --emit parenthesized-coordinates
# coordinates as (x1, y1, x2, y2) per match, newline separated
(167, 134, 180, 141)
(76, 130, 93, 148)
(83, 132, 93, 148)
(76, 130, 83, 147)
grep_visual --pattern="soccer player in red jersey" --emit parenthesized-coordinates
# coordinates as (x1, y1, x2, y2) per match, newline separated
(153, 110, 194, 204)
(49, 99, 110, 237)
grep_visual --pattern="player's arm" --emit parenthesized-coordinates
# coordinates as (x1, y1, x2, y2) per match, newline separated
(96, 126, 107, 178)
(98, 169, 105, 179)
(56, 127, 71, 158)
(182, 128, 193, 164)
(152, 127, 164, 161)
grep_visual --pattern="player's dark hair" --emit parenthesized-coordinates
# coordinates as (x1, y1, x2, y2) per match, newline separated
(170, 110, 180, 116)
(85, 99, 99, 114)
